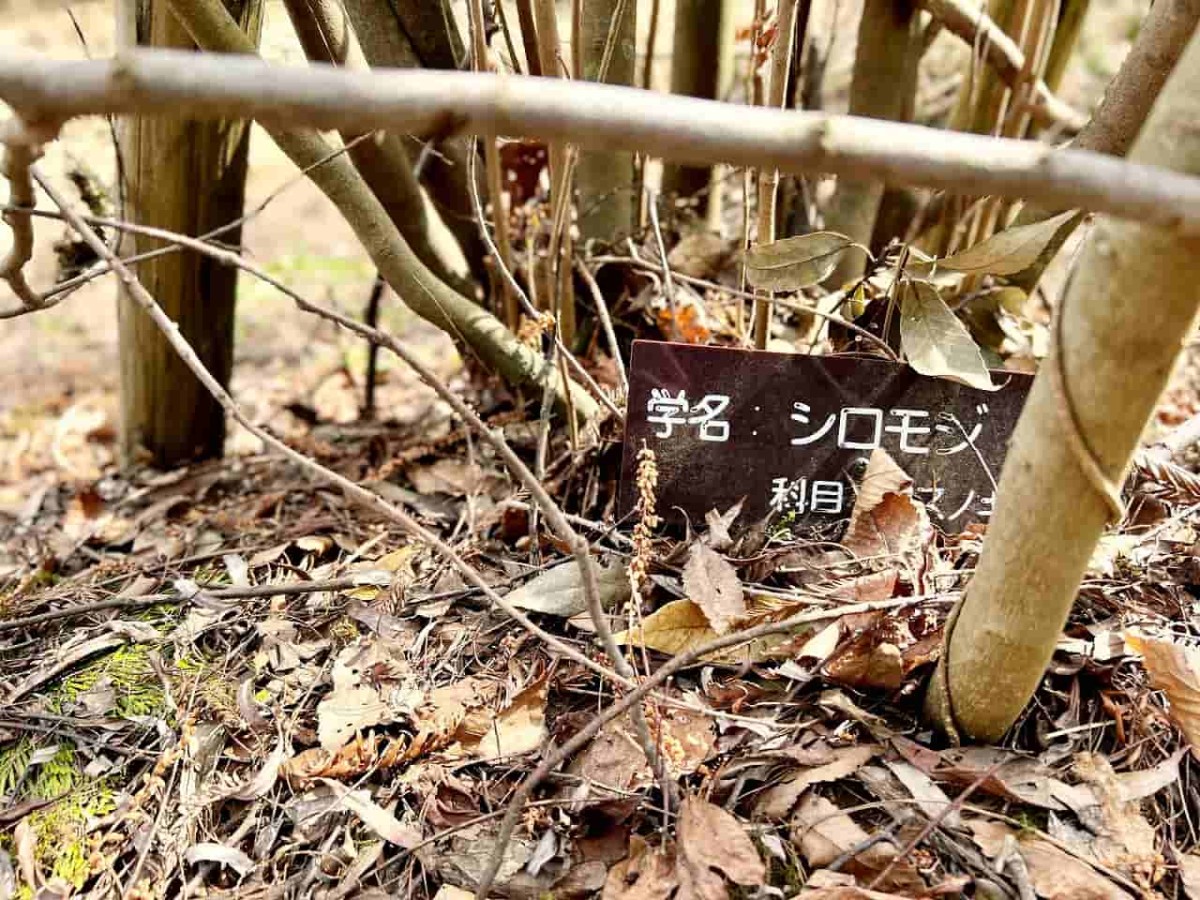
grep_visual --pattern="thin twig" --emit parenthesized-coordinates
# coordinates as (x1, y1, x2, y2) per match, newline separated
(473, 596, 928, 897)
(464, 138, 625, 421)
(575, 257, 628, 394)
(921, 0, 1086, 131)
(466, 0, 518, 331)
(645, 187, 680, 341)
(38, 132, 374, 305)
(30, 163, 629, 693)
(0, 576, 387, 634)
(31, 182, 664, 803)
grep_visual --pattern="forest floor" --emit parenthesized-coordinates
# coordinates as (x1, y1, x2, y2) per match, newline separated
(7, 1, 1200, 899)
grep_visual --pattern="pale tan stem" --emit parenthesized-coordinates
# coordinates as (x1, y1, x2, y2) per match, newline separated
(751, 0, 800, 348)
(9, 55, 1200, 234)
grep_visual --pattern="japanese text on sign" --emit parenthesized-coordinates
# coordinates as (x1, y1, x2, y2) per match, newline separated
(620, 342, 1032, 529)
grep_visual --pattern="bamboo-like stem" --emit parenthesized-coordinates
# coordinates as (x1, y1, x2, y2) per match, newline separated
(7, 54, 1200, 234)
(530, 0, 572, 341)
(281, 0, 470, 294)
(661, 0, 727, 208)
(514, 0, 542, 76)
(751, 0, 800, 349)
(576, 0, 636, 242)
(921, 0, 1086, 131)
(466, 0, 517, 331)
(1042, 0, 1088, 91)
(824, 0, 923, 286)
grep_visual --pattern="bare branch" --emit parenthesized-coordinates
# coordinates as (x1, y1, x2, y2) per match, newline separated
(0, 119, 55, 317)
(1072, 0, 1200, 157)
(5, 53, 1200, 234)
(575, 258, 627, 394)
(473, 596, 942, 898)
(919, 0, 1087, 131)
(157, 0, 593, 417)
(30, 163, 623, 691)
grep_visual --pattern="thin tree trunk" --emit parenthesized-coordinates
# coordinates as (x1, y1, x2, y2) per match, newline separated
(823, 0, 922, 287)
(116, 0, 262, 468)
(165, 0, 596, 419)
(661, 0, 727, 212)
(927, 28, 1200, 743)
(390, 0, 465, 70)
(1042, 0, 1089, 92)
(339, 0, 488, 287)
(514, 0, 542, 76)
(576, 0, 637, 242)
(281, 0, 471, 295)
(1006, 0, 1200, 287)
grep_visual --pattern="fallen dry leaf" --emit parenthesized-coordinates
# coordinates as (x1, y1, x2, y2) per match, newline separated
(613, 599, 798, 663)
(602, 836, 679, 900)
(320, 778, 421, 848)
(1071, 753, 1160, 886)
(1125, 631, 1200, 756)
(754, 744, 879, 820)
(504, 560, 631, 618)
(881, 759, 961, 828)
(408, 676, 498, 760)
(677, 796, 766, 898)
(800, 869, 918, 897)
(230, 738, 288, 800)
(851, 448, 913, 513)
(682, 541, 745, 635)
(184, 842, 254, 876)
(791, 793, 925, 894)
(843, 492, 923, 559)
(281, 733, 405, 786)
(573, 705, 715, 793)
(968, 818, 1134, 899)
(451, 678, 548, 760)
(316, 638, 423, 752)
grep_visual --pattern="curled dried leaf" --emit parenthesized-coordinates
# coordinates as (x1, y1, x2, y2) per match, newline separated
(899, 279, 995, 391)
(746, 232, 863, 291)
(937, 210, 1080, 276)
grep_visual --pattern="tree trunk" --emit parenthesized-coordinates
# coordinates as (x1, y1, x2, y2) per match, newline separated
(661, 0, 727, 213)
(1006, 0, 1200, 287)
(575, 0, 637, 242)
(926, 28, 1200, 743)
(339, 0, 488, 287)
(166, 0, 597, 420)
(823, 0, 922, 287)
(282, 0, 471, 296)
(116, 0, 261, 468)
